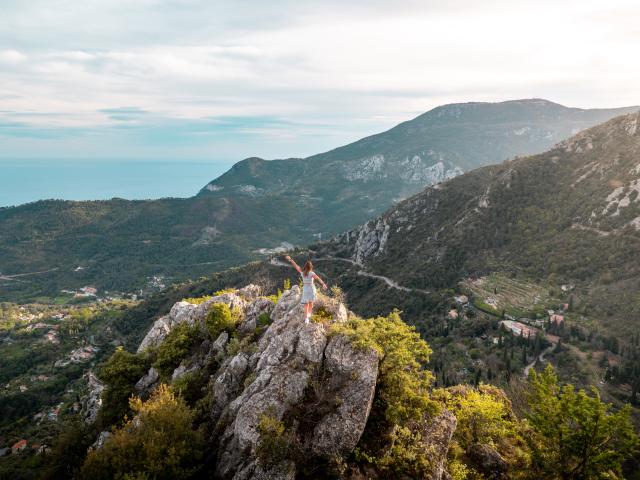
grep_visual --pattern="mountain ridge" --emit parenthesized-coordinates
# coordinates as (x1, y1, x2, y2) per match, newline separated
(1, 99, 636, 301)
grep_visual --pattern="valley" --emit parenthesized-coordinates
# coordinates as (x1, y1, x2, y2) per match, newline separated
(1, 100, 635, 302)
(1, 106, 640, 478)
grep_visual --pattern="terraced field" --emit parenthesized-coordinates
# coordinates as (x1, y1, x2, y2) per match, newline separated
(461, 273, 559, 318)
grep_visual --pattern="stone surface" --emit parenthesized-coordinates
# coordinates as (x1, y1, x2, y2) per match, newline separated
(133, 284, 457, 480)
(467, 443, 508, 479)
(422, 409, 458, 480)
(90, 430, 111, 450)
(134, 366, 159, 394)
(309, 335, 379, 456)
(208, 285, 376, 479)
(137, 289, 254, 353)
(82, 371, 105, 424)
(239, 297, 274, 333)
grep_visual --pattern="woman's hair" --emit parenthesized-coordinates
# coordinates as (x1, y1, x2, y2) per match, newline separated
(303, 260, 313, 275)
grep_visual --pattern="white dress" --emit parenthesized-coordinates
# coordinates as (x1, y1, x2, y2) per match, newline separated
(300, 271, 317, 304)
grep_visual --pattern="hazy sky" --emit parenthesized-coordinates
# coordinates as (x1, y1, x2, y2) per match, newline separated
(1, 0, 639, 162)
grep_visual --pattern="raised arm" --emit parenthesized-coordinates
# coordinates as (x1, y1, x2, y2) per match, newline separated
(312, 272, 328, 290)
(284, 255, 302, 273)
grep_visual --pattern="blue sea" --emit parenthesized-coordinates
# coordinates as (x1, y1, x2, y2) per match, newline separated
(0, 160, 233, 207)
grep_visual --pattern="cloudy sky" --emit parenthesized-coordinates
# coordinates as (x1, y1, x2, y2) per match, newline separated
(1, 0, 639, 162)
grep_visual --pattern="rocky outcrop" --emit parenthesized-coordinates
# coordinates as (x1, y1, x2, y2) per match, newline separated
(137, 287, 259, 353)
(467, 443, 508, 479)
(352, 218, 390, 265)
(134, 366, 159, 395)
(132, 284, 455, 479)
(211, 286, 377, 479)
(82, 371, 105, 424)
(422, 409, 458, 480)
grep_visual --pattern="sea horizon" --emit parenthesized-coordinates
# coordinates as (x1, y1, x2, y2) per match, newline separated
(0, 159, 233, 207)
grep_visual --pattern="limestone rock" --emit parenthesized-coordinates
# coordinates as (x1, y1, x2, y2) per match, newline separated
(352, 218, 390, 265)
(90, 431, 111, 451)
(137, 291, 250, 353)
(209, 285, 372, 479)
(239, 297, 274, 333)
(467, 443, 508, 479)
(82, 371, 105, 424)
(309, 334, 379, 456)
(421, 409, 458, 480)
(134, 366, 159, 394)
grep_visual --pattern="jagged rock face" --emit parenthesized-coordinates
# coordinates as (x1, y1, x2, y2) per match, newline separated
(132, 284, 455, 479)
(82, 371, 105, 424)
(137, 287, 258, 353)
(134, 366, 159, 396)
(211, 286, 379, 479)
(332, 217, 390, 265)
(421, 409, 458, 480)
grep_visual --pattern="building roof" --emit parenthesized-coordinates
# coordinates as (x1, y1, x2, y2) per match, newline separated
(12, 439, 27, 449)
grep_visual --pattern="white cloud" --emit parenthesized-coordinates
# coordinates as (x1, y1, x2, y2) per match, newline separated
(0, 0, 639, 160)
(0, 49, 27, 63)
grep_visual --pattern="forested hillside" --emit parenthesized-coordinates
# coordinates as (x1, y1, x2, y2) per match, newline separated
(1, 100, 635, 301)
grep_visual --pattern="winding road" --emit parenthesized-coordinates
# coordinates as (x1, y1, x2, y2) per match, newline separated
(270, 256, 431, 295)
(523, 345, 555, 378)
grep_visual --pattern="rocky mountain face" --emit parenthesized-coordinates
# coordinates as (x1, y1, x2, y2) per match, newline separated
(200, 99, 637, 232)
(1, 100, 635, 301)
(110, 285, 456, 479)
(316, 111, 640, 336)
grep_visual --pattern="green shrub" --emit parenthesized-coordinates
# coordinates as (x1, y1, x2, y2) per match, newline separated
(181, 295, 212, 305)
(311, 306, 332, 324)
(98, 347, 151, 427)
(225, 335, 258, 357)
(256, 411, 293, 466)
(80, 384, 204, 480)
(213, 288, 236, 296)
(205, 303, 240, 339)
(331, 311, 436, 424)
(171, 370, 207, 406)
(434, 384, 530, 477)
(526, 365, 639, 479)
(153, 323, 200, 378)
(332, 311, 438, 476)
(330, 285, 345, 303)
(257, 312, 271, 327)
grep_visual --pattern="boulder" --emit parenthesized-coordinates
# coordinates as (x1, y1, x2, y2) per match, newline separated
(421, 409, 458, 480)
(310, 334, 379, 456)
(134, 366, 159, 394)
(467, 443, 508, 479)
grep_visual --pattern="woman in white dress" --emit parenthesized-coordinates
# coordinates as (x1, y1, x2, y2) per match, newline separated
(284, 255, 328, 323)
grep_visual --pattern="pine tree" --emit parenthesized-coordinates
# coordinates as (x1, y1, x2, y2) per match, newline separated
(526, 365, 639, 479)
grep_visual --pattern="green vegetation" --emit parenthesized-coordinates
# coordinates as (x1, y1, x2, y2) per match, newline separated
(463, 273, 556, 319)
(436, 384, 530, 478)
(310, 306, 332, 324)
(153, 323, 200, 379)
(334, 311, 439, 477)
(99, 347, 151, 427)
(256, 411, 293, 467)
(204, 303, 240, 339)
(257, 311, 271, 327)
(526, 365, 639, 479)
(182, 295, 212, 305)
(80, 384, 204, 480)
